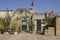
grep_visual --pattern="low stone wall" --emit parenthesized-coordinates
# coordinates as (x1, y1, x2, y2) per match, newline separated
(45, 27, 54, 35)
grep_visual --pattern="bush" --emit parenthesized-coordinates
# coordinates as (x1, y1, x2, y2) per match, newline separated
(11, 22, 20, 32)
(0, 20, 5, 31)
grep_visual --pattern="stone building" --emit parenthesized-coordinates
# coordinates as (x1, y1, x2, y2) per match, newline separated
(10, 1, 55, 34)
(10, 1, 47, 33)
(0, 1, 56, 34)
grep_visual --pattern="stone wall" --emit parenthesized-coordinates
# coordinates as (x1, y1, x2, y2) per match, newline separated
(56, 16, 60, 36)
(45, 27, 54, 35)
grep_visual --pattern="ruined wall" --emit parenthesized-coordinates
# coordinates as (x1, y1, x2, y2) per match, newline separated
(56, 16, 60, 36)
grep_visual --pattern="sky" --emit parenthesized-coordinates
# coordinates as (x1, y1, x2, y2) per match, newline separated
(0, 0, 60, 14)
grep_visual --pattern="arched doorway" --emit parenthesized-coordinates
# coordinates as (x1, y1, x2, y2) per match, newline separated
(22, 20, 27, 31)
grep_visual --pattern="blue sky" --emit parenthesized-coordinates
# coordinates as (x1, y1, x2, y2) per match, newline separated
(0, 0, 60, 14)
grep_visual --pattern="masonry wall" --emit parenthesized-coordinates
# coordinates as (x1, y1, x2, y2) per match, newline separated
(56, 16, 60, 36)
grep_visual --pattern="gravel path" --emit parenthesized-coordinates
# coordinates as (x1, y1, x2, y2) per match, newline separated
(0, 32, 60, 40)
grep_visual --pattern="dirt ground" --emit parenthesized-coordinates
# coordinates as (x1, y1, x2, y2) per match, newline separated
(0, 32, 60, 40)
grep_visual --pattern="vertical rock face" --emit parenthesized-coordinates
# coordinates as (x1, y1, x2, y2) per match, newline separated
(56, 16, 60, 36)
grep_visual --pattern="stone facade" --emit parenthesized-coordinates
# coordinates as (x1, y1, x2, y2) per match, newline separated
(0, 1, 56, 35)
(56, 16, 60, 36)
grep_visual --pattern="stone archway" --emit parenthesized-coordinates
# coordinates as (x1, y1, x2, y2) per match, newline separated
(22, 20, 27, 31)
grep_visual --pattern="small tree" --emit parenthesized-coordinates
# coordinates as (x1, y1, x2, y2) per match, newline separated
(4, 14, 11, 30)
(0, 20, 5, 31)
(11, 22, 19, 32)
(0, 18, 5, 34)
(28, 20, 34, 31)
(44, 13, 54, 29)
(4, 8, 11, 30)
(28, 15, 35, 31)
